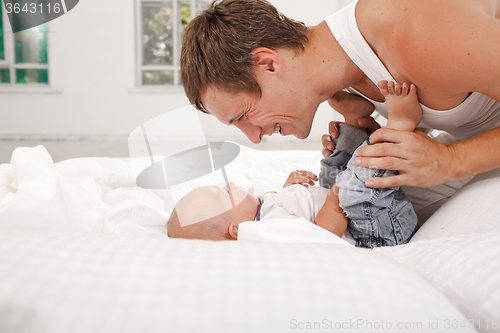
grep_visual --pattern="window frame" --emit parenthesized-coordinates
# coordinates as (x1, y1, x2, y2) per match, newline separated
(135, 0, 209, 88)
(0, 1, 51, 86)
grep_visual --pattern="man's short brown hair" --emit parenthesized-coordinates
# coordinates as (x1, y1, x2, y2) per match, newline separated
(181, 0, 309, 113)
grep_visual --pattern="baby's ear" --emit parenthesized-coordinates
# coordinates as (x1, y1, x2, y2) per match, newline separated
(228, 222, 239, 240)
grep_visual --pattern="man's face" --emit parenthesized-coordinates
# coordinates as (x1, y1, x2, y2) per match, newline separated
(201, 84, 319, 144)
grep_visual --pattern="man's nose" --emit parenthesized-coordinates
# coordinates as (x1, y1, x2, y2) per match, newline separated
(236, 122, 262, 144)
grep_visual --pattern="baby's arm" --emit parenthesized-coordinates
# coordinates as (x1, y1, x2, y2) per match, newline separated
(283, 170, 347, 236)
(314, 185, 348, 237)
(283, 170, 318, 188)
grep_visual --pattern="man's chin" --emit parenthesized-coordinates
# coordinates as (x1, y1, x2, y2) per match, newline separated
(294, 130, 310, 140)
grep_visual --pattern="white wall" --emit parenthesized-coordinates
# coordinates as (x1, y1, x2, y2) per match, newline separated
(0, 0, 353, 148)
(271, 0, 353, 26)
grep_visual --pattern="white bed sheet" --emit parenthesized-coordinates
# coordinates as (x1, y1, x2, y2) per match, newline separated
(0, 145, 499, 332)
(0, 230, 474, 333)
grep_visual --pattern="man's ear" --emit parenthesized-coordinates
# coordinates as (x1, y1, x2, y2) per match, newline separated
(251, 47, 285, 77)
(228, 222, 239, 240)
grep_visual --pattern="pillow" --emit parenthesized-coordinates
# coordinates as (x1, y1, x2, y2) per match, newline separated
(378, 232, 500, 330)
(411, 167, 500, 241)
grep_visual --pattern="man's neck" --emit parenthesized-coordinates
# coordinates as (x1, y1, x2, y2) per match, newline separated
(301, 22, 368, 102)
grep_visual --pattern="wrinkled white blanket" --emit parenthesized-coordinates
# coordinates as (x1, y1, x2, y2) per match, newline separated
(0, 146, 168, 235)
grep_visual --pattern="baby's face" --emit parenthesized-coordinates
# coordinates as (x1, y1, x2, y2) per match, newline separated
(175, 182, 260, 227)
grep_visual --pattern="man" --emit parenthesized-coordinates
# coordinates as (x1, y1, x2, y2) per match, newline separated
(180, 0, 500, 217)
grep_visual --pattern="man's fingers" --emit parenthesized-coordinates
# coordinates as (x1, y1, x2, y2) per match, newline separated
(322, 134, 335, 152)
(322, 148, 332, 158)
(355, 156, 402, 171)
(321, 133, 334, 157)
(365, 174, 407, 189)
(328, 121, 342, 139)
(356, 142, 407, 159)
(368, 128, 408, 145)
(323, 121, 342, 157)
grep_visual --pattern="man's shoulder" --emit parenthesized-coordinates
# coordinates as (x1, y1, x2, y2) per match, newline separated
(356, 0, 493, 93)
(356, 0, 429, 47)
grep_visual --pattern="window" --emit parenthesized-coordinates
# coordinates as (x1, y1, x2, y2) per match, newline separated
(0, 0, 49, 85)
(136, 0, 209, 86)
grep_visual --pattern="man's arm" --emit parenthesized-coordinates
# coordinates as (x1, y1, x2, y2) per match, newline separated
(314, 185, 347, 237)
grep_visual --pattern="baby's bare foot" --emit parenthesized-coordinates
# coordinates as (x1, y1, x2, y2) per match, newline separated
(378, 80, 423, 132)
(328, 91, 374, 130)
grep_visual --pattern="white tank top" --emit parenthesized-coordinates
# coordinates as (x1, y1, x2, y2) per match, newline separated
(324, 1, 500, 141)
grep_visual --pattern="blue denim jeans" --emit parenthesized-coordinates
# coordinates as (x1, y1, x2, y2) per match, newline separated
(319, 125, 417, 248)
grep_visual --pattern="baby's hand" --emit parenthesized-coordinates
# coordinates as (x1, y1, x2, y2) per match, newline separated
(284, 170, 318, 188)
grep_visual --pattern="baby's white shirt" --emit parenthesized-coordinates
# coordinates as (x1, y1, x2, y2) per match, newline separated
(247, 185, 355, 245)
(259, 185, 329, 222)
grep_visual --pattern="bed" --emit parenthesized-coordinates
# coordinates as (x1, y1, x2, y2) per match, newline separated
(0, 144, 499, 333)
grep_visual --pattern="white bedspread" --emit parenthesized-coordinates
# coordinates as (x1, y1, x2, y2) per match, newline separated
(0, 146, 169, 235)
(0, 145, 499, 332)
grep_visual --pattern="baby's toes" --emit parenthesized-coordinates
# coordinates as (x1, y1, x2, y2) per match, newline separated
(401, 82, 409, 96)
(387, 81, 395, 95)
(409, 83, 418, 97)
(377, 80, 390, 96)
(394, 82, 402, 95)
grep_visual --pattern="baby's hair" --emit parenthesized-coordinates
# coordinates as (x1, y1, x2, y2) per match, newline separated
(167, 208, 233, 240)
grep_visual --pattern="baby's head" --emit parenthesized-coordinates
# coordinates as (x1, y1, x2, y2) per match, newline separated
(167, 182, 260, 240)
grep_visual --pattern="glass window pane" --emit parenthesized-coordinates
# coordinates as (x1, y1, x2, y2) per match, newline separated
(142, 70, 173, 85)
(16, 69, 48, 83)
(196, 1, 210, 12)
(180, 2, 191, 35)
(15, 24, 48, 64)
(0, 69, 10, 83)
(0, 0, 4, 60)
(142, 2, 173, 65)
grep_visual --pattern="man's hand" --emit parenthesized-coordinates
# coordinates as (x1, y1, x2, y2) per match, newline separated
(355, 128, 456, 188)
(322, 117, 381, 157)
(284, 170, 318, 188)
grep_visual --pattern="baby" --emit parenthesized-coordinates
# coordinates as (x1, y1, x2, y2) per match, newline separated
(167, 170, 339, 240)
(168, 81, 422, 247)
